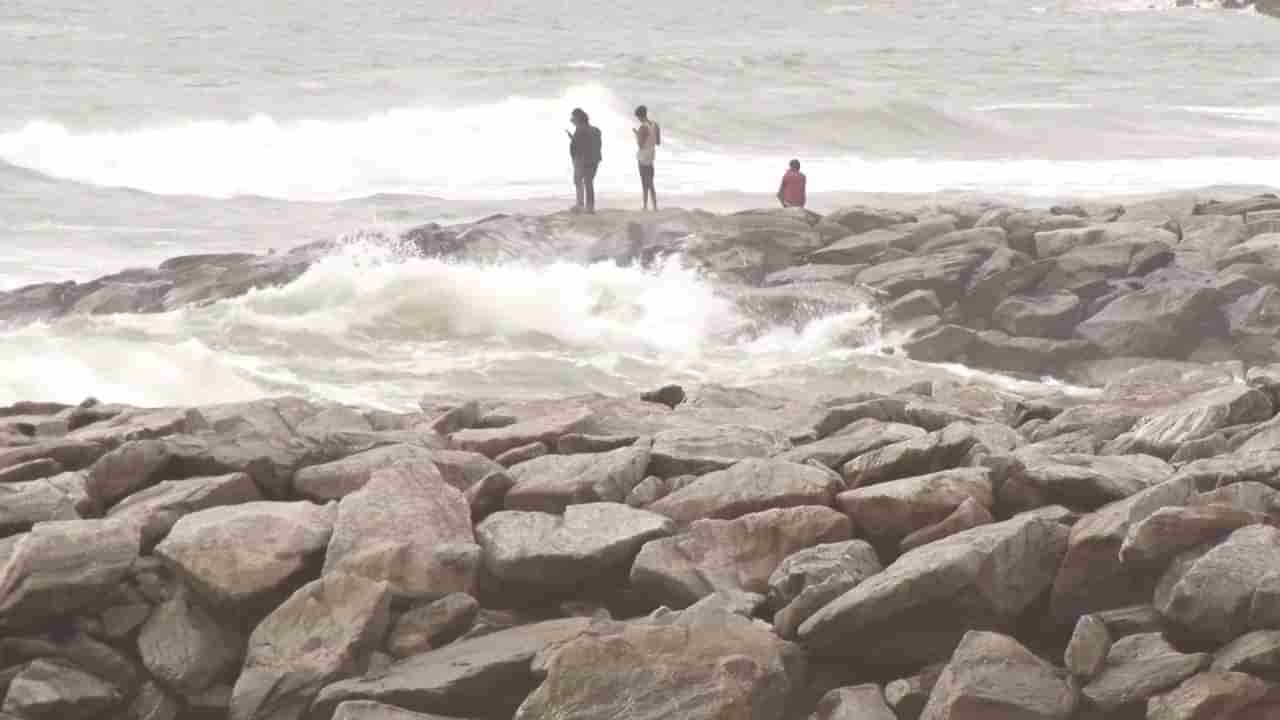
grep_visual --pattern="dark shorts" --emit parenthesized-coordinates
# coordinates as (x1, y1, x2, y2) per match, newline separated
(638, 163, 655, 184)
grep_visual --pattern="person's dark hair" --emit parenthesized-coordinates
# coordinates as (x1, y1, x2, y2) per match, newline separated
(571, 108, 589, 123)
(635, 105, 648, 119)
(789, 159, 801, 170)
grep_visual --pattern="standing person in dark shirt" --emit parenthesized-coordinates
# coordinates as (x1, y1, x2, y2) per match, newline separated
(567, 108, 602, 213)
(777, 159, 806, 209)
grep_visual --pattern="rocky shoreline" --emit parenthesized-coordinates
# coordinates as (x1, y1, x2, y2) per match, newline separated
(3, 192, 1280, 718)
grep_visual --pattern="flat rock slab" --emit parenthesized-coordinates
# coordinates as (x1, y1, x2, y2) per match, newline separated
(631, 506, 851, 609)
(312, 618, 591, 719)
(776, 419, 925, 471)
(648, 458, 838, 526)
(648, 426, 787, 478)
(451, 409, 594, 459)
(108, 471, 262, 548)
(841, 423, 979, 490)
(292, 444, 440, 502)
(503, 447, 650, 513)
(476, 503, 673, 590)
(1, 658, 121, 720)
(1002, 452, 1172, 513)
(1146, 671, 1272, 720)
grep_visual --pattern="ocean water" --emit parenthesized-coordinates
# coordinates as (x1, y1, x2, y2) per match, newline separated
(1, 0, 1276, 408)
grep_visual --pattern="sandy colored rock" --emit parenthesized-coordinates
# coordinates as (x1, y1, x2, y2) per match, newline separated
(229, 573, 392, 720)
(155, 500, 335, 613)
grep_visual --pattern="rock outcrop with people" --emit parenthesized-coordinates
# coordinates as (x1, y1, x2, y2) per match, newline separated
(4, 191, 1280, 718)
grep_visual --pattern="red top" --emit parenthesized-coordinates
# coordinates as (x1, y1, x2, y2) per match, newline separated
(780, 169, 806, 207)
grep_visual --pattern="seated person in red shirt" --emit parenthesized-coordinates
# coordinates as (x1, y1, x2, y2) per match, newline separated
(777, 159, 807, 209)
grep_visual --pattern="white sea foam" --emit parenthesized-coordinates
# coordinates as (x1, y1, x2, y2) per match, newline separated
(2, 83, 1279, 202)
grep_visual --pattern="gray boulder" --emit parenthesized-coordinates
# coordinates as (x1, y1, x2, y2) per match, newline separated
(138, 587, 244, 697)
(155, 501, 335, 613)
(992, 291, 1082, 339)
(1082, 633, 1209, 713)
(777, 419, 925, 470)
(476, 503, 673, 591)
(1001, 452, 1172, 513)
(800, 516, 1069, 667)
(1213, 630, 1280, 678)
(768, 540, 883, 639)
(451, 408, 593, 458)
(108, 471, 261, 548)
(229, 574, 392, 720)
(1050, 478, 1197, 623)
(1, 659, 120, 720)
(649, 458, 838, 525)
(920, 631, 1076, 720)
(292, 444, 439, 502)
(503, 446, 650, 513)
(324, 464, 479, 601)
(312, 618, 591, 719)
(841, 423, 978, 490)
(0, 472, 88, 536)
(1075, 286, 1221, 358)
(1155, 524, 1280, 643)
(1126, 384, 1273, 458)
(631, 507, 851, 608)
(648, 425, 787, 477)
(1120, 505, 1264, 569)
(0, 518, 140, 628)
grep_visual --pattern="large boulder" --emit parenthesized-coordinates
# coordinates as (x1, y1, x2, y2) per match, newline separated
(648, 459, 838, 526)
(229, 574, 392, 720)
(312, 618, 591, 719)
(799, 516, 1069, 667)
(836, 468, 993, 549)
(1, 658, 121, 720)
(324, 464, 479, 601)
(1125, 384, 1273, 458)
(1155, 524, 1280, 643)
(475, 503, 673, 592)
(920, 631, 1076, 720)
(155, 501, 336, 614)
(1074, 286, 1222, 358)
(503, 446, 650, 513)
(776, 419, 926, 470)
(450, 408, 593, 459)
(0, 472, 88, 536)
(810, 685, 895, 720)
(137, 587, 244, 697)
(648, 426, 787, 478)
(292, 444, 439, 502)
(1081, 633, 1209, 714)
(1001, 453, 1172, 513)
(991, 291, 1083, 339)
(841, 423, 979, 490)
(514, 607, 806, 720)
(107, 472, 262, 548)
(768, 539, 883, 639)
(1120, 504, 1265, 569)
(1050, 478, 1197, 624)
(855, 252, 985, 306)
(0, 518, 140, 628)
(631, 507, 852, 608)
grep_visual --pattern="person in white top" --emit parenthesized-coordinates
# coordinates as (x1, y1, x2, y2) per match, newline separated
(633, 105, 660, 211)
